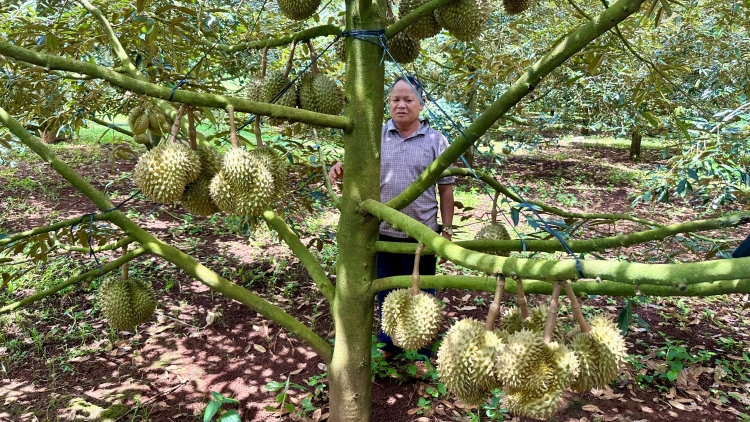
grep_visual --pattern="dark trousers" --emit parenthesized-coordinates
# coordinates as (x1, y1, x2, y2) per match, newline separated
(376, 234, 437, 357)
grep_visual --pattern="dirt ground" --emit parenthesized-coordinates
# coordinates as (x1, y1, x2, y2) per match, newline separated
(2, 137, 750, 422)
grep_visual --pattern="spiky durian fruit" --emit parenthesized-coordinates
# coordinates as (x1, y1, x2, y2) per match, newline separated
(381, 289, 443, 350)
(500, 335, 579, 420)
(211, 149, 276, 217)
(568, 316, 627, 392)
(145, 105, 169, 136)
(298, 73, 345, 116)
(97, 276, 157, 331)
(277, 0, 321, 20)
(262, 71, 298, 107)
(246, 78, 265, 103)
(222, 148, 260, 192)
(208, 171, 238, 214)
(134, 141, 201, 203)
(386, 28, 421, 64)
(398, 0, 441, 40)
(128, 107, 149, 136)
(437, 318, 505, 406)
(181, 176, 219, 216)
(434, 0, 491, 41)
(251, 146, 287, 197)
(475, 223, 511, 257)
(500, 305, 565, 342)
(503, 0, 535, 15)
(133, 133, 151, 145)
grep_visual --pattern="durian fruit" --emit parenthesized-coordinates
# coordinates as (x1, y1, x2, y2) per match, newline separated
(127, 106, 149, 136)
(334, 38, 347, 62)
(298, 73, 345, 116)
(503, 0, 535, 15)
(246, 78, 265, 103)
(134, 141, 201, 203)
(501, 305, 565, 342)
(398, 0, 442, 40)
(97, 276, 157, 331)
(386, 18, 421, 64)
(133, 133, 151, 146)
(568, 315, 627, 392)
(475, 223, 511, 257)
(146, 105, 170, 136)
(498, 332, 579, 420)
(251, 146, 287, 197)
(260, 71, 298, 125)
(434, 0, 491, 41)
(208, 171, 238, 214)
(277, 0, 321, 20)
(381, 289, 443, 350)
(181, 147, 223, 216)
(437, 318, 505, 406)
(211, 148, 277, 217)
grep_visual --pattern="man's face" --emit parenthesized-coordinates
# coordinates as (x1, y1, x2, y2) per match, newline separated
(389, 80, 423, 126)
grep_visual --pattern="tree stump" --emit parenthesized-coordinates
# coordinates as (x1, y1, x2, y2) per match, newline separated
(630, 129, 642, 161)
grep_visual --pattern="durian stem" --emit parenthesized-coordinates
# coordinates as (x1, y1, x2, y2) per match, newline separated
(122, 244, 129, 281)
(411, 244, 425, 296)
(306, 40, 319, 76)
(543, 282, 561, 344)
(484, 274, 506, 331)
(169, 104, 187, 143)
(187, 109, 197, 151)
(563, 280, 591, 334)
(227, 105, 238, 148)
(491, 190, 500, 225)
(385, 0, 395, 19)
(283, 40, 298, 79)
(513, 274, 529, 320)
(261, 47, 269, 78)
(253, 117, 263, 147)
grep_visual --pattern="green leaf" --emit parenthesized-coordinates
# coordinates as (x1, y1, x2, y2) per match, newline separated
(203, 400, 220, 422)
(219, 410, 241, 422)
(264, 381, 285, 392)
(617, 299, 632, 335)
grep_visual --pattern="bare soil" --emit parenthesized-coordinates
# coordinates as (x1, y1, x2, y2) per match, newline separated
(2, 138, 750, 422)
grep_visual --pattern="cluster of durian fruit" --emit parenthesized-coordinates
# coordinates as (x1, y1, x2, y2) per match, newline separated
(133, 105, 287, 218)
(97, 271, 157, 331)
(246, 69, 344, 124)
(382, 252, 627, 420)
(127, 103, 171, 146)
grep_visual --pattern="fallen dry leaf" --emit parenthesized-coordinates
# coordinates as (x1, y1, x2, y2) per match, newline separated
(581, 404, 603, 413)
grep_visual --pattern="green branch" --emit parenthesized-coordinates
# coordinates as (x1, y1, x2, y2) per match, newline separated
(385, 0, 453, 38)
(361, 199, 750, 286)
(375, 211, 750, 254)
(52, 236, 134, 254)
(0, 42, 352, 132)
(212, 25, 342, 52)
(0, 213, 113, 248)
(444, 168, 662, 226)
(0, 106, 334, 364)
(88, 115, 133, 136)
(0, 247, 148, 315)
(385, 0, 647, 211)
(374, 275, 750, 297)
(262, 210, 335, 304)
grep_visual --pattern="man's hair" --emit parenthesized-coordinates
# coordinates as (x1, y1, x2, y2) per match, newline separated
(391, 75, 424, 98)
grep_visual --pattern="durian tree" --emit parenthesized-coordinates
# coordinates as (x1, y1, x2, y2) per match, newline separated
(2, 0, 750, 420)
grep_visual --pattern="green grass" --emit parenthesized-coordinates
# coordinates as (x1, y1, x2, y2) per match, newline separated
(560, 134, 667, 150)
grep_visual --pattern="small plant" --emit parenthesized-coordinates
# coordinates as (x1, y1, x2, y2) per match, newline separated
(203, 391, 240, 422)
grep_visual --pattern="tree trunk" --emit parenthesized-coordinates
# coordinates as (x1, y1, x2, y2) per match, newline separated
(326, 2, 384, 421)
(39, 129, 63, 144)
(630, 129, 642, 161)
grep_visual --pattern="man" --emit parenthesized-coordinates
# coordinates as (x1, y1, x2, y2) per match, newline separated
(329, 75, 455, 359)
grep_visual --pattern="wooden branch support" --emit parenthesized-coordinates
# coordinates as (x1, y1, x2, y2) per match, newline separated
(227, 105, 239, 148)
(411, 244, 425, 296)
(513, 273, 529, 319)
(169, 104, 187, 143)
(543, 282, 561, 343)
(484, 274, 506, 331)
(562, 280, 590, 333)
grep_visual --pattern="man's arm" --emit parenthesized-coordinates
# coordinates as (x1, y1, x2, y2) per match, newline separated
(438, 183, 454, 241)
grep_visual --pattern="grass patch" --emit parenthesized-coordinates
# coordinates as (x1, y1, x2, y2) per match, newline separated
(560, 134, 666, 150)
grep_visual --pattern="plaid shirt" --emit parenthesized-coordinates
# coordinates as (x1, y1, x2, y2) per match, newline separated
(380, 119, 454, 238)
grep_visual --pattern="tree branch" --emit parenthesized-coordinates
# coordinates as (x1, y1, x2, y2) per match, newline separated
(207, 25, 342, 52)
(373, 274, 750, 297)
(385, 0, 648, 211)
(262, 210, 335, 304)
(385, 0, 452, 38)
(0, 213, 114, 248)
(361, 198, 750, 286)
(0, 247, 148, 315)
(0, 42, 352, 131)
(374, 211, 750, 254)
(88, 115, 133, 136)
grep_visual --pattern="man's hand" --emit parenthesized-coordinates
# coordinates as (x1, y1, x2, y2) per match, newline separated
(438, 231, 452, 264)
(328, 162, 344, 184)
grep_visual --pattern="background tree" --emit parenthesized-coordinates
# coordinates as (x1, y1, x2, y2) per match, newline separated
(2, 0, 750, 421)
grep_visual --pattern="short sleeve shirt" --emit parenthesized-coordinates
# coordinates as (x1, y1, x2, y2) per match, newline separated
(380, 119, 455, 238)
